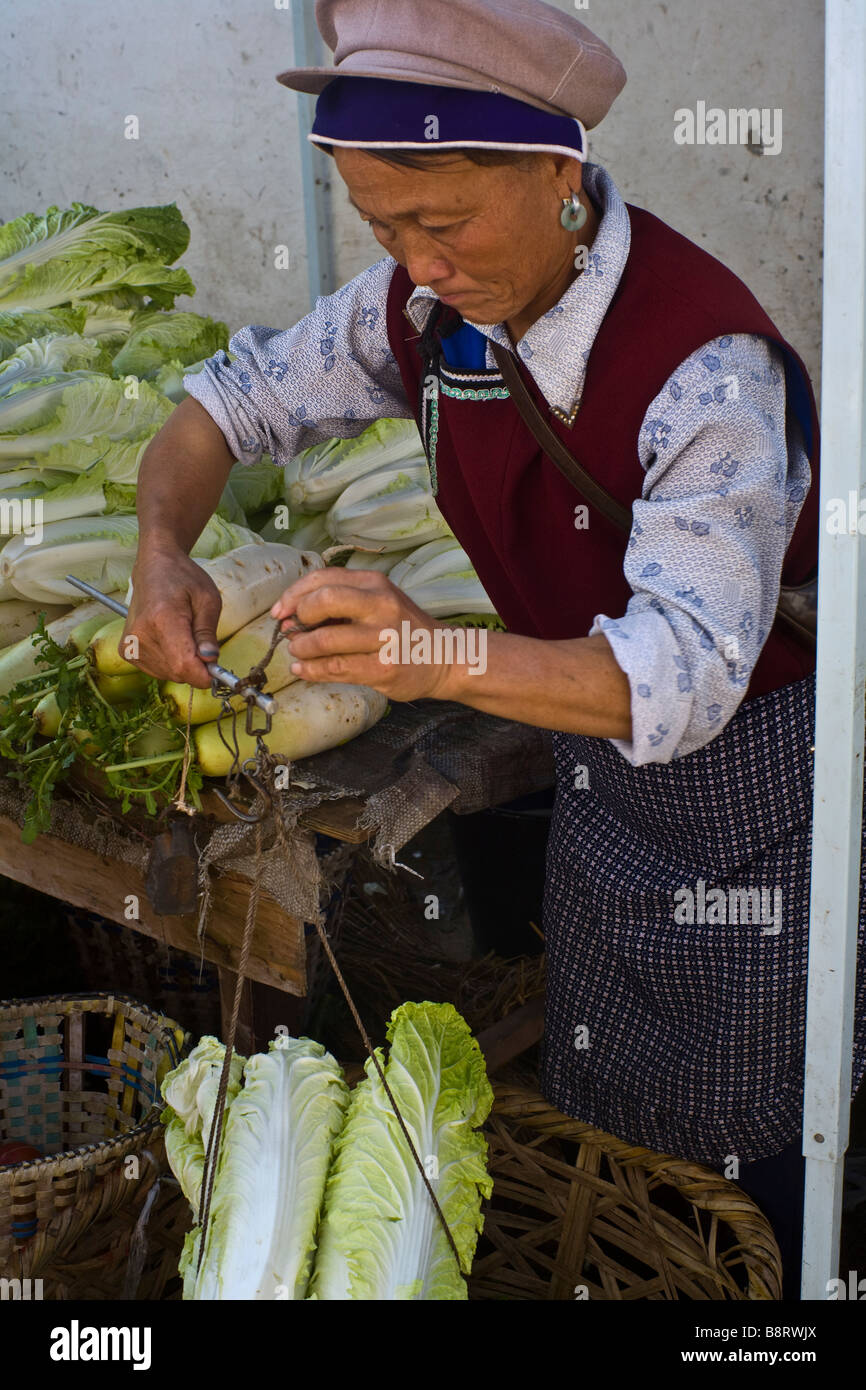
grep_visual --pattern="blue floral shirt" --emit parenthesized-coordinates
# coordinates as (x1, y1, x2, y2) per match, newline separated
(185, 162, 811, 767)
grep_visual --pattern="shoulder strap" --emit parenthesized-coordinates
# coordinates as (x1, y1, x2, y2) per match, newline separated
(489, 339, 632, 532)
(489, 339, 816, 653)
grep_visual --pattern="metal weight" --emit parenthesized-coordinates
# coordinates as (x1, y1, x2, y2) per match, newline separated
(144, 817, 202, 916)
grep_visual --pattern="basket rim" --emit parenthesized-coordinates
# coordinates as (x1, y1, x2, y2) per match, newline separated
(0, 989, 183, 1021)
(0, 991, 188, 1179)
(489, 1082, 785, 1203)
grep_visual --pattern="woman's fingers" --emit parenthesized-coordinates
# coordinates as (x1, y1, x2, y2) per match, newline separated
(282, 582, 403, 636)
(124, 550, 224, 687)
(270, 566, 392, 621)
(288, 648, 391, 687)
(285, 620, 390, 662)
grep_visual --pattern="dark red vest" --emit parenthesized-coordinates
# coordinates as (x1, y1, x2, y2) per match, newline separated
(385, 203, 820, 704)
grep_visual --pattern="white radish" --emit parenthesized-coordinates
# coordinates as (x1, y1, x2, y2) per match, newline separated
(194, 682, 387, 776)
(161, 612, 300, 724)
(0, 595, 126, 697)
(190, 543, 323, 641)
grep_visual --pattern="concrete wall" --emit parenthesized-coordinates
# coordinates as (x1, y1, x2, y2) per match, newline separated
(1, 0, 824, 393)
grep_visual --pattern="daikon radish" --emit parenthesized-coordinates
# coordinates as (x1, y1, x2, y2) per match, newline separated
(33, 689, 61, 737)
(93, 670, 151, 704)
(32, 671, 148, 735)
(186, 543, 322, 641)
(89, 617, 135, 676)
(0, 594, 125, 697)
(70, 726, 100, 758)
(96, 543, 323, 681)
(194, 682, 388, 776)
(0, 600, 70, 649)
(68, 612, 116, 655)
(161, 612, 300, 724)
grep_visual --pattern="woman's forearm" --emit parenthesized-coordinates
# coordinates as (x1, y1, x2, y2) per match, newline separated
(136, 396, 236, 555)
(268, 567, 634, 739)
(437, 628, 633, 740)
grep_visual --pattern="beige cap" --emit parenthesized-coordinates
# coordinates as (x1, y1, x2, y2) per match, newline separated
(277, 0, 626, 130)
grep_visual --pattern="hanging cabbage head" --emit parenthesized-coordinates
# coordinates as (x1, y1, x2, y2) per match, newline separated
(309, 1002, 494, 1301)
(165, 1036, 350, 1301)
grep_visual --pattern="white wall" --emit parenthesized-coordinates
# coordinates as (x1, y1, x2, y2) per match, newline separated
(1, 0, 823, 393)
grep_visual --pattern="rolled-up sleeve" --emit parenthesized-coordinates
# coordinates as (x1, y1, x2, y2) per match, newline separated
(590, 332, 811, 766)
(183, 255, 413, 465)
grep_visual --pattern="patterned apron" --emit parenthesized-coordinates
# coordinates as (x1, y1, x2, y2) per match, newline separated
(541, 670, 866, 1165)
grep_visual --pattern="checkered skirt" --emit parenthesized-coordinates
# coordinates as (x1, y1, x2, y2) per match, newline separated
(541, 673, 866, 1166)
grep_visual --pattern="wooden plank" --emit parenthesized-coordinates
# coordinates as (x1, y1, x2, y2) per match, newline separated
(299, 796, 370, 843)
(474, 996, 545, 1075)
(0, 813, 307, 998)
(199, 788, 371, 844)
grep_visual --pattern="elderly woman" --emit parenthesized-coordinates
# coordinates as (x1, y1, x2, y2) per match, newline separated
(128, 0, 864, 1296)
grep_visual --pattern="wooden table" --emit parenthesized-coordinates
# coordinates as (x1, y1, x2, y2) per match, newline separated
(0, 792, 371, 1053)
(0, 782, 546, 1070)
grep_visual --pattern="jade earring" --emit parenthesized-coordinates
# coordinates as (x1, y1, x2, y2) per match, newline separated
(560, 191, 588, 232)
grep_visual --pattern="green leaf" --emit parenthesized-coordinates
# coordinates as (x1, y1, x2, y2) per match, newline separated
(111, 311, 228, 380)
(0, 306, 87, 360)
(309, 1001, 493, 1301)
(0, 372, 173, 464)
(0, 331, 112, 388)
(286, 418, 426, 513)
(0, 203, 194, 313)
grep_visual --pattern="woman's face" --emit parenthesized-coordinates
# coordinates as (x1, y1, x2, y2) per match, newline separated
(333, 146, 584, 330)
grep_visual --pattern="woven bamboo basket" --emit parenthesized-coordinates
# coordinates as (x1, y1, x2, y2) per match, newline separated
(468, 1085, 783, 1301)
(34, 1139, 194, 1301)
(10, 1078, 783, 1300)
(0, 993, 189, 1280)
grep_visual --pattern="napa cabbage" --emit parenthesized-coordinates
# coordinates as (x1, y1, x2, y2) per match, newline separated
(309, 1002, 494, 1301)
(0, 202, 193, 312)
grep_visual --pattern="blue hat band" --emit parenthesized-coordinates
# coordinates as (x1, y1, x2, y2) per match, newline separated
(310, 76, 586, 161)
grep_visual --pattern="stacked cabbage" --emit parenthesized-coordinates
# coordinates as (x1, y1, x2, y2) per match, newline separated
(263, 418, 502, 626)
(0, 201, 277, 636)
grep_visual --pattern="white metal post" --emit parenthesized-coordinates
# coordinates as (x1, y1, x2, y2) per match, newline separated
(291, 2, 336, 307)
(801, 0, 866, 1302)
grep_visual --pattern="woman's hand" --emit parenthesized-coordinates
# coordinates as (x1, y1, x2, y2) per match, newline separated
(269, 564, 633, 738)
(123, 543, 223, 687)
(270, 566, 457, 702)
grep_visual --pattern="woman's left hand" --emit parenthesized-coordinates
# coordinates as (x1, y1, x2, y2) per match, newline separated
(269, 566, 456, 702)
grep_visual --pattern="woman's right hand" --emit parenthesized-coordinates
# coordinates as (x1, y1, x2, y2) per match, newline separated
(123, 543, 223, 688)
